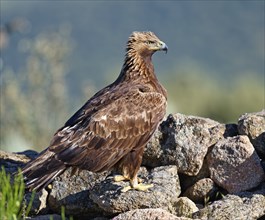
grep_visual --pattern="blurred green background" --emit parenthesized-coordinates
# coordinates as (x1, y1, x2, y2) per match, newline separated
(1, 1, 264, 152)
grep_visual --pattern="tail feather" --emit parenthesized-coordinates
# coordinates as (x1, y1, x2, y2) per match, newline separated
(25, 168, 65, 191)
(21, 149, 66, 191)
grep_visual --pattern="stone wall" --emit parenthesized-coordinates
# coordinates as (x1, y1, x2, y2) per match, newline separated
(1, 110, 264, 220)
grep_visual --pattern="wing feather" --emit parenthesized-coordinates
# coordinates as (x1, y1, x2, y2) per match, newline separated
(47, 83, 166, 171)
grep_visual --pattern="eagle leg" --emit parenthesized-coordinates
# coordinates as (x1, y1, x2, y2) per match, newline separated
(115, 148, 153, 192)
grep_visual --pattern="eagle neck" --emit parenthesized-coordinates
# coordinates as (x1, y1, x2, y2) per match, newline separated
(119, 50, 156, 82)
(113, 47, 167, 100)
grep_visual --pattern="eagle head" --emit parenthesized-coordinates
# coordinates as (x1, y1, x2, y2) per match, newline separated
(127, 31, 168, 56)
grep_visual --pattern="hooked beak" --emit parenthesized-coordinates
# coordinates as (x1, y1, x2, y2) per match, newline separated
(159, 41, 168, 54)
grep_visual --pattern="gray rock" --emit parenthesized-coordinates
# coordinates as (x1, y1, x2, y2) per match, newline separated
(92, 218, 109, 220)
(90, 166, 181, 216)
(207, 135, 265, 193)
(2, 111, 264, 220)
(0, 150, 37, 173)
(0, 150, 38, 163)
(48, 167, 109, 219)
(175, 197, 199, 218)
(238, 110, 265, 159)
(183, 178, 218, 204)
(143, 114, 236, 176)
(194, 192, 265, 220)
(178, 159, 210, 193)
(0, 150, 49, 216)
(112, 208, 192, 220)
(17, 150, 39, 160)
(30, 214, 63, 220)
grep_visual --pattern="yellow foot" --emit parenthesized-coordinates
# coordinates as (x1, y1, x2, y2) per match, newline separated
(113, 175, 128, 182)
(121, 183, 154, 192)
(113, 175, 143, 183)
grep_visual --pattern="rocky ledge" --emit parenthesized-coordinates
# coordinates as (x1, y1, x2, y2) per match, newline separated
(1, 110, 265, 220)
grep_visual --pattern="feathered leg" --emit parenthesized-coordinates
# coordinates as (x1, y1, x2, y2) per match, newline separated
(114, 147, 153, 192)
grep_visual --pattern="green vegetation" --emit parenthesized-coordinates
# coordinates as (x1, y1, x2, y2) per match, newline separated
(0, 167, 34, 220)
(59, 206, 73, 220)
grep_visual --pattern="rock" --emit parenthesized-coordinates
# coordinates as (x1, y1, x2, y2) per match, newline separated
(183, 178, 218, 204)
(194, 191, 265, 220)
(30, 214, 63, 220)
(143, 128, 164, 168)
(0, 150, 50, 216)
(175, 197, 199, 218)
(17, 150, 39, 160)
(0, 150, 38, 163)
(48, 167, 109, 219)
(208, 123, 238, 144)
(262, 160, 265, 171)
(48, 166, 181, 218)
(207, 135, 265, 193)
(238, 110, 265, 159)
(92, 218, 109, 220)
(90, 166, 181, 216)
(0, 150, 38, 173)
(112, 208, 192, 220)
(26, 189, 49, 215)
(2, 111, 264, 220)
(143, 114, 237, 176)
(178, 159, 210, 192)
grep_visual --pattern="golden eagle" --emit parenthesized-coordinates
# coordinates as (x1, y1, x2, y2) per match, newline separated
(22, 31, 168, 192)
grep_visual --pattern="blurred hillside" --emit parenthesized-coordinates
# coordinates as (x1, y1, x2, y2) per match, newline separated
(1, 1, 264, 152)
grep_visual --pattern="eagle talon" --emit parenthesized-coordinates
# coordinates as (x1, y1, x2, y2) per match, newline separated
(114, 175, 143, 183)
(121, 185, 133, 192)
(121, 183, 154, 192)
(113, 175, 128, 182)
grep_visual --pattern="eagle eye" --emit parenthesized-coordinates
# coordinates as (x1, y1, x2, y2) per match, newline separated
(145, 40, 155, 45)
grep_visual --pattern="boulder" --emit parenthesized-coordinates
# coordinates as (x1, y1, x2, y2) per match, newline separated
(0, 150, 50, 215)
(238, 110, 265, 159)
(48, 165, 181, 218)
(178, 159, 210, 192)
(143, 114, 236, 176)
(90, 166, 181, 216)
(1, 111, 264, 220)
(30, 214, 63, 220)
(112, 208, 192, 220)
(174, 197, 199, 218)
(207, 135, 265, 193)
(194, 188, 265, 220)
(183, 178, 218, 204)
(0, 150, 38, 173)
(48, 167, 109, 219)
